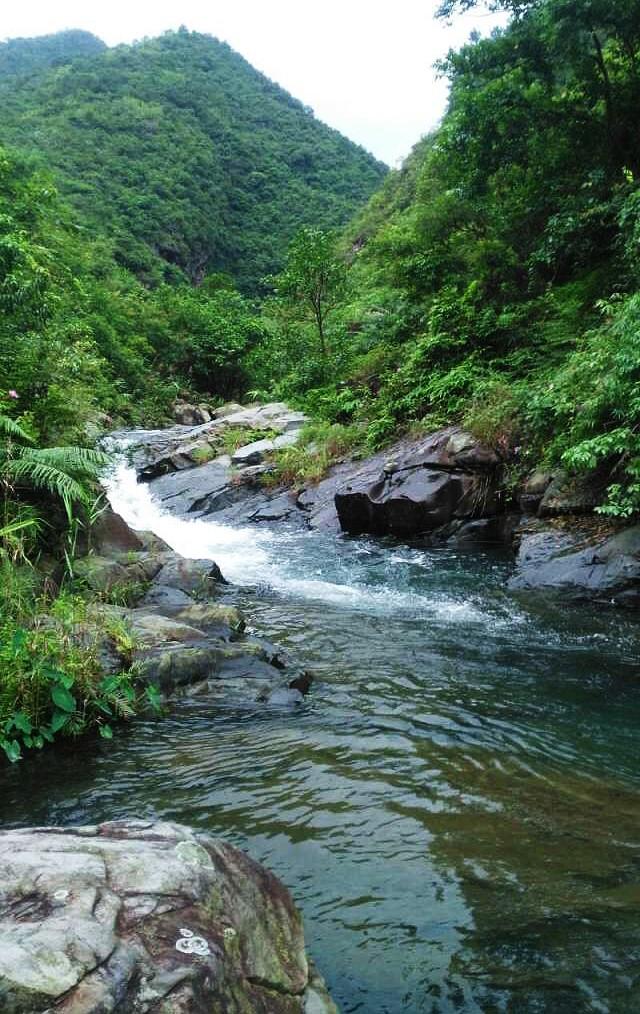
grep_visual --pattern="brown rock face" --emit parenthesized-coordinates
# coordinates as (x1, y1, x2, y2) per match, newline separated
(0, 820, 337, 1013)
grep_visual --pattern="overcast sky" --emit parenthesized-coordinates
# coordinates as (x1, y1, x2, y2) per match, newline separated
(0, 1, 504, 165)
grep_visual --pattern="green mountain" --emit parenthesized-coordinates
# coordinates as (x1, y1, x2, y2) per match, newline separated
(0, 30, 106, 80)
(0, 28, 386, 290)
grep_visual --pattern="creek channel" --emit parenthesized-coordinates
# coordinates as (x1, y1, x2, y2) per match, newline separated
(3, 459, 640, 1012)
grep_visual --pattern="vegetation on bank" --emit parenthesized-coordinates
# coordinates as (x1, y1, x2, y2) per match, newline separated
(2, 0, 640, 757)
(252, 0, 640, 518)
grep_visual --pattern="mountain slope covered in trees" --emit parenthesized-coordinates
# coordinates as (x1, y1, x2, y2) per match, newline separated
(253, 0, 640, 517)
(0, 29, 386, 290)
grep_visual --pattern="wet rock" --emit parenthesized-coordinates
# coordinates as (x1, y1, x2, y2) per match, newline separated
(222, 402, 307, 433)
(446, 515, 520, 548)
(508, 519, 640, 604)
(334, 428, 502, 537)
(148, 460, 268, 517)
(113, 403, 308, 481)
(88, 504, 145, 554)
(259, 686, 305, 707)
(152, 555, 226, 597)
(175, 602, 245, 638)
(73, 553, 163, 603)
(232, 437, 277, 466)
(0, 819, 333, 1013)
(289, 671, 314, 695)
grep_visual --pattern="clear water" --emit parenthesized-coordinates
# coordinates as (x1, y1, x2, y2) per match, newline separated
(2, 462, 640, 1012)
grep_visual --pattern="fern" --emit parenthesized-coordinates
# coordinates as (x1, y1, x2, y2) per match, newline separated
(0, 413, 32, 442)
(5, 456, 89, 505)
(1, 413, 109, 508)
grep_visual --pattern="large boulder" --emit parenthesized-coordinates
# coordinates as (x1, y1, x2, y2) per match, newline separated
(149, 461, 274, 518)
(0, 820, 336, 1013)
(508, 519, 640, 605)
(334, 427, 503, 537)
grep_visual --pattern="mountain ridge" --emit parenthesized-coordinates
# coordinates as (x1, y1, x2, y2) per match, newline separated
(0, 28, 387, 290)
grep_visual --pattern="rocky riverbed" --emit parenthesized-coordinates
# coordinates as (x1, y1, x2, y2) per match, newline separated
(112, 401, 640, 607)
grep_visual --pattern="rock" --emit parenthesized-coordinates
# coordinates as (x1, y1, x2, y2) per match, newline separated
(260, 686, 305, 707)
(152, 555, 226, 597)
(140, 584, 195, 609)
(173, 401, 211, 425)
(136, 641, 280, 694)
(538, 467, 611, 517)
(231, 430, 302, 467)
(148, 461, 269, 518)
(0, 819, 333, 1013)
(112, 403, 308, 481)
(126, 612, 209, 648)
(231, 437, 277, 466)
(508, 519, 640, 604)
(89, 505, 145, 554)
(176, 602, 245, 638)
(334, 427, 502, 537)
(73, 554, 164, 604)
(519, 469, 554, 514)
(223, 403, 307, 434)
(446, 515, 520, 547)
(289, 671, 314, 695)
(211, 401, 244, 419)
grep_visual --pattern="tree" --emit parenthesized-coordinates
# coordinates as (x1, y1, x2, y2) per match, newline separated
(272, 227, 347, 357)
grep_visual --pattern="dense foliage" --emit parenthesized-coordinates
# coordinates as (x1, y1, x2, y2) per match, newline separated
(0, 29, 386, 291)
(253, 0, 640, 515)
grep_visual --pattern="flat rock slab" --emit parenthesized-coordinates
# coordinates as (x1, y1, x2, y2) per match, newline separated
(231, 430, 301, 466)
(0, 820, 336, 1013)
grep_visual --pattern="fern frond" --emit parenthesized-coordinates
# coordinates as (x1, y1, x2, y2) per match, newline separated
(0, 413, 32, 443)
(24, 446, 109, 479)
(5, 457, 89, 504)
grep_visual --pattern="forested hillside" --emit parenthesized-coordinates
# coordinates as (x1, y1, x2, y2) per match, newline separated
(0, 30, 106, 81)
(0, 29, 386, 289)
(255, 0, 640, 517)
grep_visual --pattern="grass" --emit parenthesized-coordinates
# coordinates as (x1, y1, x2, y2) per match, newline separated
(264, 421, 364, 488)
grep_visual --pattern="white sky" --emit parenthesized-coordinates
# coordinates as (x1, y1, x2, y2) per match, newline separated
(0, 1, 504, 165)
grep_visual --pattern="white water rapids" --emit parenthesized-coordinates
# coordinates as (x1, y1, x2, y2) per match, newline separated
(104, 457, 517, 626)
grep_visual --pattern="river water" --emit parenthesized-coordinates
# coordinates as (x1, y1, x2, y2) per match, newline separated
(3, 462, 640, 1012)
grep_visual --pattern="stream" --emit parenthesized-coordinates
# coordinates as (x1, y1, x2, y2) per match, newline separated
(2, 461, 640, 1012)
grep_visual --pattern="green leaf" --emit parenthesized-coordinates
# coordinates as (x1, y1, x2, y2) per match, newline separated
(1, 739, 22, 763)
(50, 710, 71, 733)
(42, 664, 67, 682)
(51, 686, 76, 713)
(99, 724, 114, 739)
(11, 711, 32, 735)
(11, 629, 27, 655)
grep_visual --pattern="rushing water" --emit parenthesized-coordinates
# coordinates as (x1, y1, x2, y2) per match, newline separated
(3, 461, 640, 1012)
